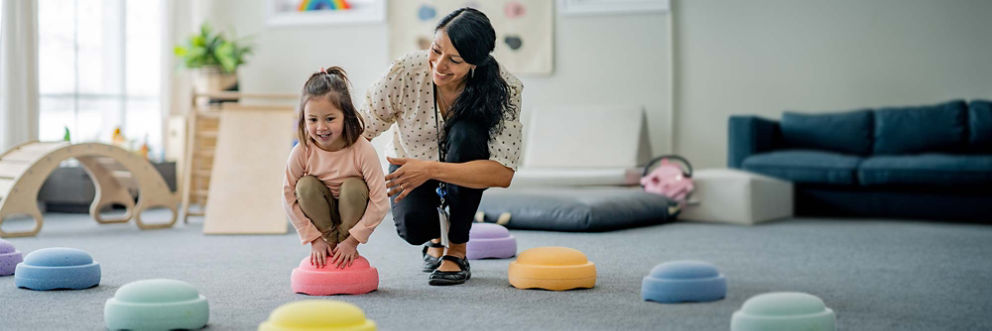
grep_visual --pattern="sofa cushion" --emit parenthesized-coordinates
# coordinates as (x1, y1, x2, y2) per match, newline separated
(858, 154, 992, 187)
(741, 150, 861, 185)
(969, 100, 992, 152)
(780, 109, 873, 155)
(873, 100, 967, 155)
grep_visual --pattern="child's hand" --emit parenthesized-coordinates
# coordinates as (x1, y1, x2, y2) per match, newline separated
(310, 238, 334, 268)
(331, 236, 360, 269)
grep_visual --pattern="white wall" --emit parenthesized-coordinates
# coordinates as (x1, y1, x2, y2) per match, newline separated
(199, 1, 672, 159)
(673, 0, 992, 168)
(196, 1, 992, 170)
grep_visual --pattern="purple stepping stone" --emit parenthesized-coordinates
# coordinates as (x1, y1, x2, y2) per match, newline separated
(1, 239, 23, 276)
(466, 223, 516, 260)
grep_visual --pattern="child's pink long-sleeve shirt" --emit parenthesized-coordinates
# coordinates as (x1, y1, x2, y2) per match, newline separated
(282, 137, 389, 245)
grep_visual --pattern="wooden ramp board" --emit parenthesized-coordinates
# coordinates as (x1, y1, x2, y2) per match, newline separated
(203, 106, 294, 234)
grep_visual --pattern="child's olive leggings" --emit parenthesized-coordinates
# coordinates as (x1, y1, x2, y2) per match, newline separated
(295, 176, 369, 243)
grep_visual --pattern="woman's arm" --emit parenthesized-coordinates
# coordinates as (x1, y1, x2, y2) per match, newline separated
(359, 59, 406, 140)
(384, 157, 513, 202)
(431, 159, 513, 188)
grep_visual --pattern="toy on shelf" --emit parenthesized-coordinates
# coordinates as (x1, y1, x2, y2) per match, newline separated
(112, 127, 126, 147)
(139, 134, 150, 160)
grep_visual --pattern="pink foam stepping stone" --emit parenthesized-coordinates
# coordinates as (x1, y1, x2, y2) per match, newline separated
(291, 255, 378, 295)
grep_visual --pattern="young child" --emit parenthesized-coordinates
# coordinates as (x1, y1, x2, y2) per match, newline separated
(283, 67, 388, 269)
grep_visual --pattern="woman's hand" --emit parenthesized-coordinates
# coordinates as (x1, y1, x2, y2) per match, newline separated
(385, 157, 435, 202)
(310, 238, 334, 268)
(331, 236, 360, 269)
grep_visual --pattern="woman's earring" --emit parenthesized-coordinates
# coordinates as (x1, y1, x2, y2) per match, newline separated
(470, 67, 475, 78)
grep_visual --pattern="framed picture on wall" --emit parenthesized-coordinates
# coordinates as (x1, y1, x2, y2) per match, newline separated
(267, 0, 385, 26)
(389, 1, 554, 75)
(558, 0, 669, 15)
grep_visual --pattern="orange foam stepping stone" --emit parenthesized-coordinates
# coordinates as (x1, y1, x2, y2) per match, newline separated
(508, 246, 596, 291)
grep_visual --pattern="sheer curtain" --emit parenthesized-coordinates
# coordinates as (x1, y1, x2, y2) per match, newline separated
(1, 0, 40, 152)
(37, 0, 165, 156)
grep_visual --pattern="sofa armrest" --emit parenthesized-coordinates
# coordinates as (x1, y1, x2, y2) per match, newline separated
(728, 115, 781, 169)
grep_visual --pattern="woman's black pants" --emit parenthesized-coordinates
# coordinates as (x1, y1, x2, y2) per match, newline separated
(389, 120, 489, 245)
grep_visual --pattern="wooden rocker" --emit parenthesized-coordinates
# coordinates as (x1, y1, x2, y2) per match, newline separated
(0, 141, 178, 237)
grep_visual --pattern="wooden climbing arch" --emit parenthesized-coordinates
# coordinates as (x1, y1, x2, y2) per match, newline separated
(0, 141, 178, 237)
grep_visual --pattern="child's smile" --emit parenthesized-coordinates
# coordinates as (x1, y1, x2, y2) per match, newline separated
(305, 98, 346, 151)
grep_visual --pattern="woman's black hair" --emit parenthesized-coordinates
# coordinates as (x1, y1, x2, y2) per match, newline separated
(435, 7, 516, 140)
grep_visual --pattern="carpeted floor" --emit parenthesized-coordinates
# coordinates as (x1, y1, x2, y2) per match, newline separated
(1, 212, 991, 330)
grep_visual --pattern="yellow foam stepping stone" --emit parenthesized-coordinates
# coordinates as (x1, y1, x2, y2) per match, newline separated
(258, 300, 376, 331)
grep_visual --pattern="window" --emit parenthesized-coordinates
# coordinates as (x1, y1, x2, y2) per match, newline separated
(38, 0, 163, 158)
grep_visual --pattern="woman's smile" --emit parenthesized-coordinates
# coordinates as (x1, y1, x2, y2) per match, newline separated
(433, 69, 453, 81)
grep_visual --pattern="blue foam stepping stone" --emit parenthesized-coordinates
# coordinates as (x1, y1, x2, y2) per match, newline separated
(0, 239, 23, 276)
(642, 260, 726, 303)
(731, 292, 836, 331)
(15, 247, 101, 290)
(105, 279, 209, 330)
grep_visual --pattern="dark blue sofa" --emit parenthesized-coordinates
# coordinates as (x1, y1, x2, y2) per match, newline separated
(728, 100, 992, 221)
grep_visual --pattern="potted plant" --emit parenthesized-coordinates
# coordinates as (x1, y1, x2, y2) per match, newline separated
(174, 23, 253, 93)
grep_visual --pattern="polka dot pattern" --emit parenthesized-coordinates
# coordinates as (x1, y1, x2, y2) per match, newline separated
(360, 51, 524, 171)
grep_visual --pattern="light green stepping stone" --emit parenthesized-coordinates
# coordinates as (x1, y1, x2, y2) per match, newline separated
(104, 279, 209, 331)
(731, 292, 835, 331)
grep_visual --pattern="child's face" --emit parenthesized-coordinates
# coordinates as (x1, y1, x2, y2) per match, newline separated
(304, 97, 346, 151)
(429, 29, 473, 89)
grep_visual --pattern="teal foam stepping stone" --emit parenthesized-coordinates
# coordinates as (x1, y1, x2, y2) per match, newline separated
(15, 247, 100, 290)
(104, 279, 209, 330)
(0, 239, 23, 276)
(642, 260, 726, 303)
(731, 292, 836, 331)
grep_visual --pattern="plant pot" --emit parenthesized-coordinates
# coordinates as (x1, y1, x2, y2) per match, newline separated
(192, 66, 238, 93)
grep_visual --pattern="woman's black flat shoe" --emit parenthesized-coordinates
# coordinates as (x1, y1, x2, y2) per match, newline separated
(428, 255, 471, 286)
(421, 242, 444, 272)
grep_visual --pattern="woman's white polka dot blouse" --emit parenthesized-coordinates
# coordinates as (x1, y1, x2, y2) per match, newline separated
(360, 51, 524, 171)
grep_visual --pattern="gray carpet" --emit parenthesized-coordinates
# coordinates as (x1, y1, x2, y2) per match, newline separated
(2, 212, 991, 330)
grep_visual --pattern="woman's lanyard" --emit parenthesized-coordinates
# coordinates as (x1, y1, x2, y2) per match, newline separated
(432, 84, 449, 208)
